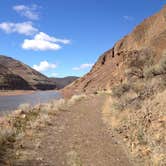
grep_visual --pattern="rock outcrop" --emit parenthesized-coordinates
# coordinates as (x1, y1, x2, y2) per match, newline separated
(62, 6, 166, 97)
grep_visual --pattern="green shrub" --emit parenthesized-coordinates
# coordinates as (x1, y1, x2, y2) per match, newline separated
(112, 102, 125, 111)
(11, 109, 38, 133)
(144, 54, 166, 78)
(125, 67, 144, 80)
(111, 83, 130, 98)
(160, 54, 166, 71)
(137, 129, 147, 145)
(0, 127, 16, 145)
(127, 49, 154, 68)
(125, 49, 155, 80)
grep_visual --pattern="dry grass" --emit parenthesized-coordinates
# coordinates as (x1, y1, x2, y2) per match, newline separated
(0, 126, 15, 146)
(102, 91, 166, 165)
(102, 51, 166, 165)
(94, 90, 112, 95)
(66, 150, 82, 166)
(68, 94, 87, 105)
(0, 94, 87, 163)
(110, 52, 166, 112)
(144, 53, 166, 78)
(111, 83, 131, 98)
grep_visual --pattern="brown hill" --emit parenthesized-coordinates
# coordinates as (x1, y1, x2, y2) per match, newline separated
(50, 76, 79, 89)
(62, 5, 166, 97)
(61, 6, 166, 164)
(0, 55, 56, 90)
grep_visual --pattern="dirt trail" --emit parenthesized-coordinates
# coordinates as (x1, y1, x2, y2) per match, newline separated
(12, 96, 133, 166)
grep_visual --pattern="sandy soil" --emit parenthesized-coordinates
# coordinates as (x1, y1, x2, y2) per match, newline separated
(0, 90, 35, 96)
(7, 96, 133, 166)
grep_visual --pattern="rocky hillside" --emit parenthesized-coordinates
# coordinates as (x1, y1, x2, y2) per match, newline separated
(0, 55, 56, 90)
(50, 76, 79, 89)
(62, 5, 166, 97)
(62, 6, 166, 165)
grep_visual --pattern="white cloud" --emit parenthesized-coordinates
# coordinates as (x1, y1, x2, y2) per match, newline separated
(22, 32, 70, 51)
(123, 15, 134, 21)
(33, 61, 57, 72)
(72, 63, 94, 71)
(50, 72, 58, 77)
(13, 4, 39, 20)
(0, 22, 38, 35)
(34, 32, 70, 44)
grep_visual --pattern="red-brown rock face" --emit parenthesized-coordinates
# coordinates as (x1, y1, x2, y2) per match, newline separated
(62, 6, 166, 97)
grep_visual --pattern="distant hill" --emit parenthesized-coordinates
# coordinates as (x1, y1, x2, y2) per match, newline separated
(50, 76, 79, 89)
(0, 55, 56, 90)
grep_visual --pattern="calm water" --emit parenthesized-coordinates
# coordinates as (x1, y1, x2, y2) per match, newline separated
(0, 91, 61, 114)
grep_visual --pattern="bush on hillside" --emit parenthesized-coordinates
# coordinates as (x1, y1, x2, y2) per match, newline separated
(111, 83, 131, 98)
(125, 49, 155, 80)
(144, 53, 166, 78)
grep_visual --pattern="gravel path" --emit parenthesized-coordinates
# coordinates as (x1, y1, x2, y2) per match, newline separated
(11, 96, 133, 166)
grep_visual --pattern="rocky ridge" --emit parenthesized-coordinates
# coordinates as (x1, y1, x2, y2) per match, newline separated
(62, 6, 166, 97)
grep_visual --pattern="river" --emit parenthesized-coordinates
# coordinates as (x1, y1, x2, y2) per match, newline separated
(0, 91, 61, 114)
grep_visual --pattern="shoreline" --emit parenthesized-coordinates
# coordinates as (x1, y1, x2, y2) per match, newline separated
(0, 90, 35, 96)
(0, 90, 58, 96)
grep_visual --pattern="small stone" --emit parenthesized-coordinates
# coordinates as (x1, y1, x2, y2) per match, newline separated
(37, 157, 44, 161)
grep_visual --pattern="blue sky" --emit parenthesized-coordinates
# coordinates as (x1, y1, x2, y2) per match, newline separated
(0, 0, 165, 77)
